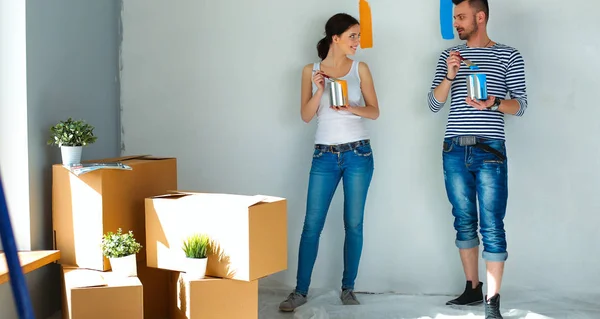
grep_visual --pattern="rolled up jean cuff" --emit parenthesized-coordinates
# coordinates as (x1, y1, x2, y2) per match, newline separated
(294, 288, 308, 296)
(455, 237, 480, 249)
(482, 251, 508, 262)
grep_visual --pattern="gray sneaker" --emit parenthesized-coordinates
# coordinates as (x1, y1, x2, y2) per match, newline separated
(279, 292, 307, 312)
(340, 289, 360, 305)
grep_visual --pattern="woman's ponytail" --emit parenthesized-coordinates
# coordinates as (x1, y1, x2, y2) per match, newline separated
(316, 36, 330, 60)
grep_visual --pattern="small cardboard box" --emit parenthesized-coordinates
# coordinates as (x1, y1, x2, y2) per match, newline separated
(145, 192, 287, 281)
(61, 266, 144, 319)
(171, 273, 258, 319)
(52, 155, 177, 271)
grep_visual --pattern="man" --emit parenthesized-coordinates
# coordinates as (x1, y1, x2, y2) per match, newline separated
(427, 0, 527, 318)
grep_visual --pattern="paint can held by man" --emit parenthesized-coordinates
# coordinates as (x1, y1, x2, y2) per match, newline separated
(466, 66, 488, 101)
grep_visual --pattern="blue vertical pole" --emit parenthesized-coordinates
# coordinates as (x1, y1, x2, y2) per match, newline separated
(0, 174, 35, 319)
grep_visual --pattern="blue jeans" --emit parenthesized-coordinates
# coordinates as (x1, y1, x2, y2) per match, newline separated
(295, 140, 374, 295)
(442, 137, 509, 262)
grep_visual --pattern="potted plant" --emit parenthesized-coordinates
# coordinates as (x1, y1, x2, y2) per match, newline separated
(182, 233, 211, 280)
(47, 117, 98, 165)
(101, 228, 142, 277)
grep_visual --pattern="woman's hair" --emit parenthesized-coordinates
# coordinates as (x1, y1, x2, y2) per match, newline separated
(316, 13, 360, 60)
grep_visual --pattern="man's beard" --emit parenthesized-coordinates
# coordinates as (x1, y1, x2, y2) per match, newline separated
(458, 19, 478, 40)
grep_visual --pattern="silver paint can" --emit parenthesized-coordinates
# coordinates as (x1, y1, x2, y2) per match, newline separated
(466, 72, 488, 101)
(329, 79, 348, 107)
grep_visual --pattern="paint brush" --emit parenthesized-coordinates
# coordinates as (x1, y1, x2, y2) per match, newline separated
(313, 70, 341, 81)
(458, 54, 476, 67)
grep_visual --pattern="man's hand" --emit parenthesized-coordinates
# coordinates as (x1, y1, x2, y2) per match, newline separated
(446, 51, 461, 79)
(466, 96, 495, 110)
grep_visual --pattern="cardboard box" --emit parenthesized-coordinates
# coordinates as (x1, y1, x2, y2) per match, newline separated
(171, 273, 258, 319)
(53, 155, 177, 271)
(145, 192, 287, 281)
(136, 260, 172, 319)
(61, 266, 143, 319)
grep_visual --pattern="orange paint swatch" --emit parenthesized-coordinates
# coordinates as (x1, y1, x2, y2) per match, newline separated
(359, 0, 373, 48)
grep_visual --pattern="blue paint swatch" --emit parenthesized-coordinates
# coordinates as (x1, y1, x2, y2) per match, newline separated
(440, 0, 454, 40)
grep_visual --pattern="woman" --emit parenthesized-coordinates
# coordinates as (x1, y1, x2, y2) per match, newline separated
(279, 13, 380, 312)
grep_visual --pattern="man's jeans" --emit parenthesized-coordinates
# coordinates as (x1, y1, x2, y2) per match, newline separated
(442, 137, 509, 262)
(295, 140, 374, 295)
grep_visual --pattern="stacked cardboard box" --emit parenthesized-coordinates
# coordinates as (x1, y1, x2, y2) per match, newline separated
(145, 192, 288, 319)
(52, 155, 177, 319)
(53, 154, 289, 318)
(61, 266, 143, 319)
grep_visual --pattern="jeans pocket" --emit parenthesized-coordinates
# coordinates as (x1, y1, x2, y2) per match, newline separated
(443, 141, 454, 153)
(313, 148, 324, 158)
(353, 145, 372, 157)
(483, 157, 504, 164)
(481, 142, 506, 163)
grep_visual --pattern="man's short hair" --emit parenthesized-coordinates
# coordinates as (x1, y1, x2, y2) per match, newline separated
(452, 0, 490, 22)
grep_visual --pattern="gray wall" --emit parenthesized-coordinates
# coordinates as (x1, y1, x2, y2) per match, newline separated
(0, 1, 120, 318)
(121, 0, 600, 296)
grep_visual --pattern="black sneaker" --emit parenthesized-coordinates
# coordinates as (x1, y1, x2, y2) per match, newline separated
(485, 294, 503, 319)
(445, 281, 484, 306)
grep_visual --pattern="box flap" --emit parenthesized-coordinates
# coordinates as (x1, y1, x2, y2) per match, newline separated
(101, 273, 143, 287)
(166, 189, 203, 194)
(134, 156, 174, 160)
(248, 194, 285, 205)
(150, 191, 285, 207)
(64, 268, 107, 288)
(148, 192, 191, 200)
(168, 191, 271, 207)
(82, 155, 151, 163)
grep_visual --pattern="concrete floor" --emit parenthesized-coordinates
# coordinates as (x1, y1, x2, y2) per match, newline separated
(47, 285, 600, 318)
(259, 286, 600, 319)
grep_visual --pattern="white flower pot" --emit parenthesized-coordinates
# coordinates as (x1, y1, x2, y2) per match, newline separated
(185, 257, 208, 280)
(60, 145, 82, 166)
(109, 254, 137, 277)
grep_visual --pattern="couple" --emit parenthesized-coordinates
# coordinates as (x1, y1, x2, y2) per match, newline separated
(279, 1, 528, 319)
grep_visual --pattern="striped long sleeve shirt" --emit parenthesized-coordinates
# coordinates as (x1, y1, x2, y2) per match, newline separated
(427, 43, 528, 140)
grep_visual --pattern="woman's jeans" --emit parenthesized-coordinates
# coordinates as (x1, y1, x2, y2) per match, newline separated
(295, 139, 374, 295)
(442, 136, 509, 262)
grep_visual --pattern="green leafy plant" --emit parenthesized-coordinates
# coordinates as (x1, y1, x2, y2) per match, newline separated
(182, 234, 211, 259)
(101, 228, 142, 259)
(47, 117, 98, 147)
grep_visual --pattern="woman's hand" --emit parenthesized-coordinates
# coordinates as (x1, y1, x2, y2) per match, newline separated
(331, 105, 353, 112)
(312, 71, 325, 92)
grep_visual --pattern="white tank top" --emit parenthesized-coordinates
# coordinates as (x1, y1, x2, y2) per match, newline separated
(312, 60, 370, 145)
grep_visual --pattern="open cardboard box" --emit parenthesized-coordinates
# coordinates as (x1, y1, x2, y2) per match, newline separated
(61, 265, 143, 319)
(145, 191, 287, 282)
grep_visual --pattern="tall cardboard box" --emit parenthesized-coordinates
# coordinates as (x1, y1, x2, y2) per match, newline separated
(171, 273, 258, 319)
(61, 266, 144, 319)
(145, 192, 287, 281)
(53, 155, 177, 271)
